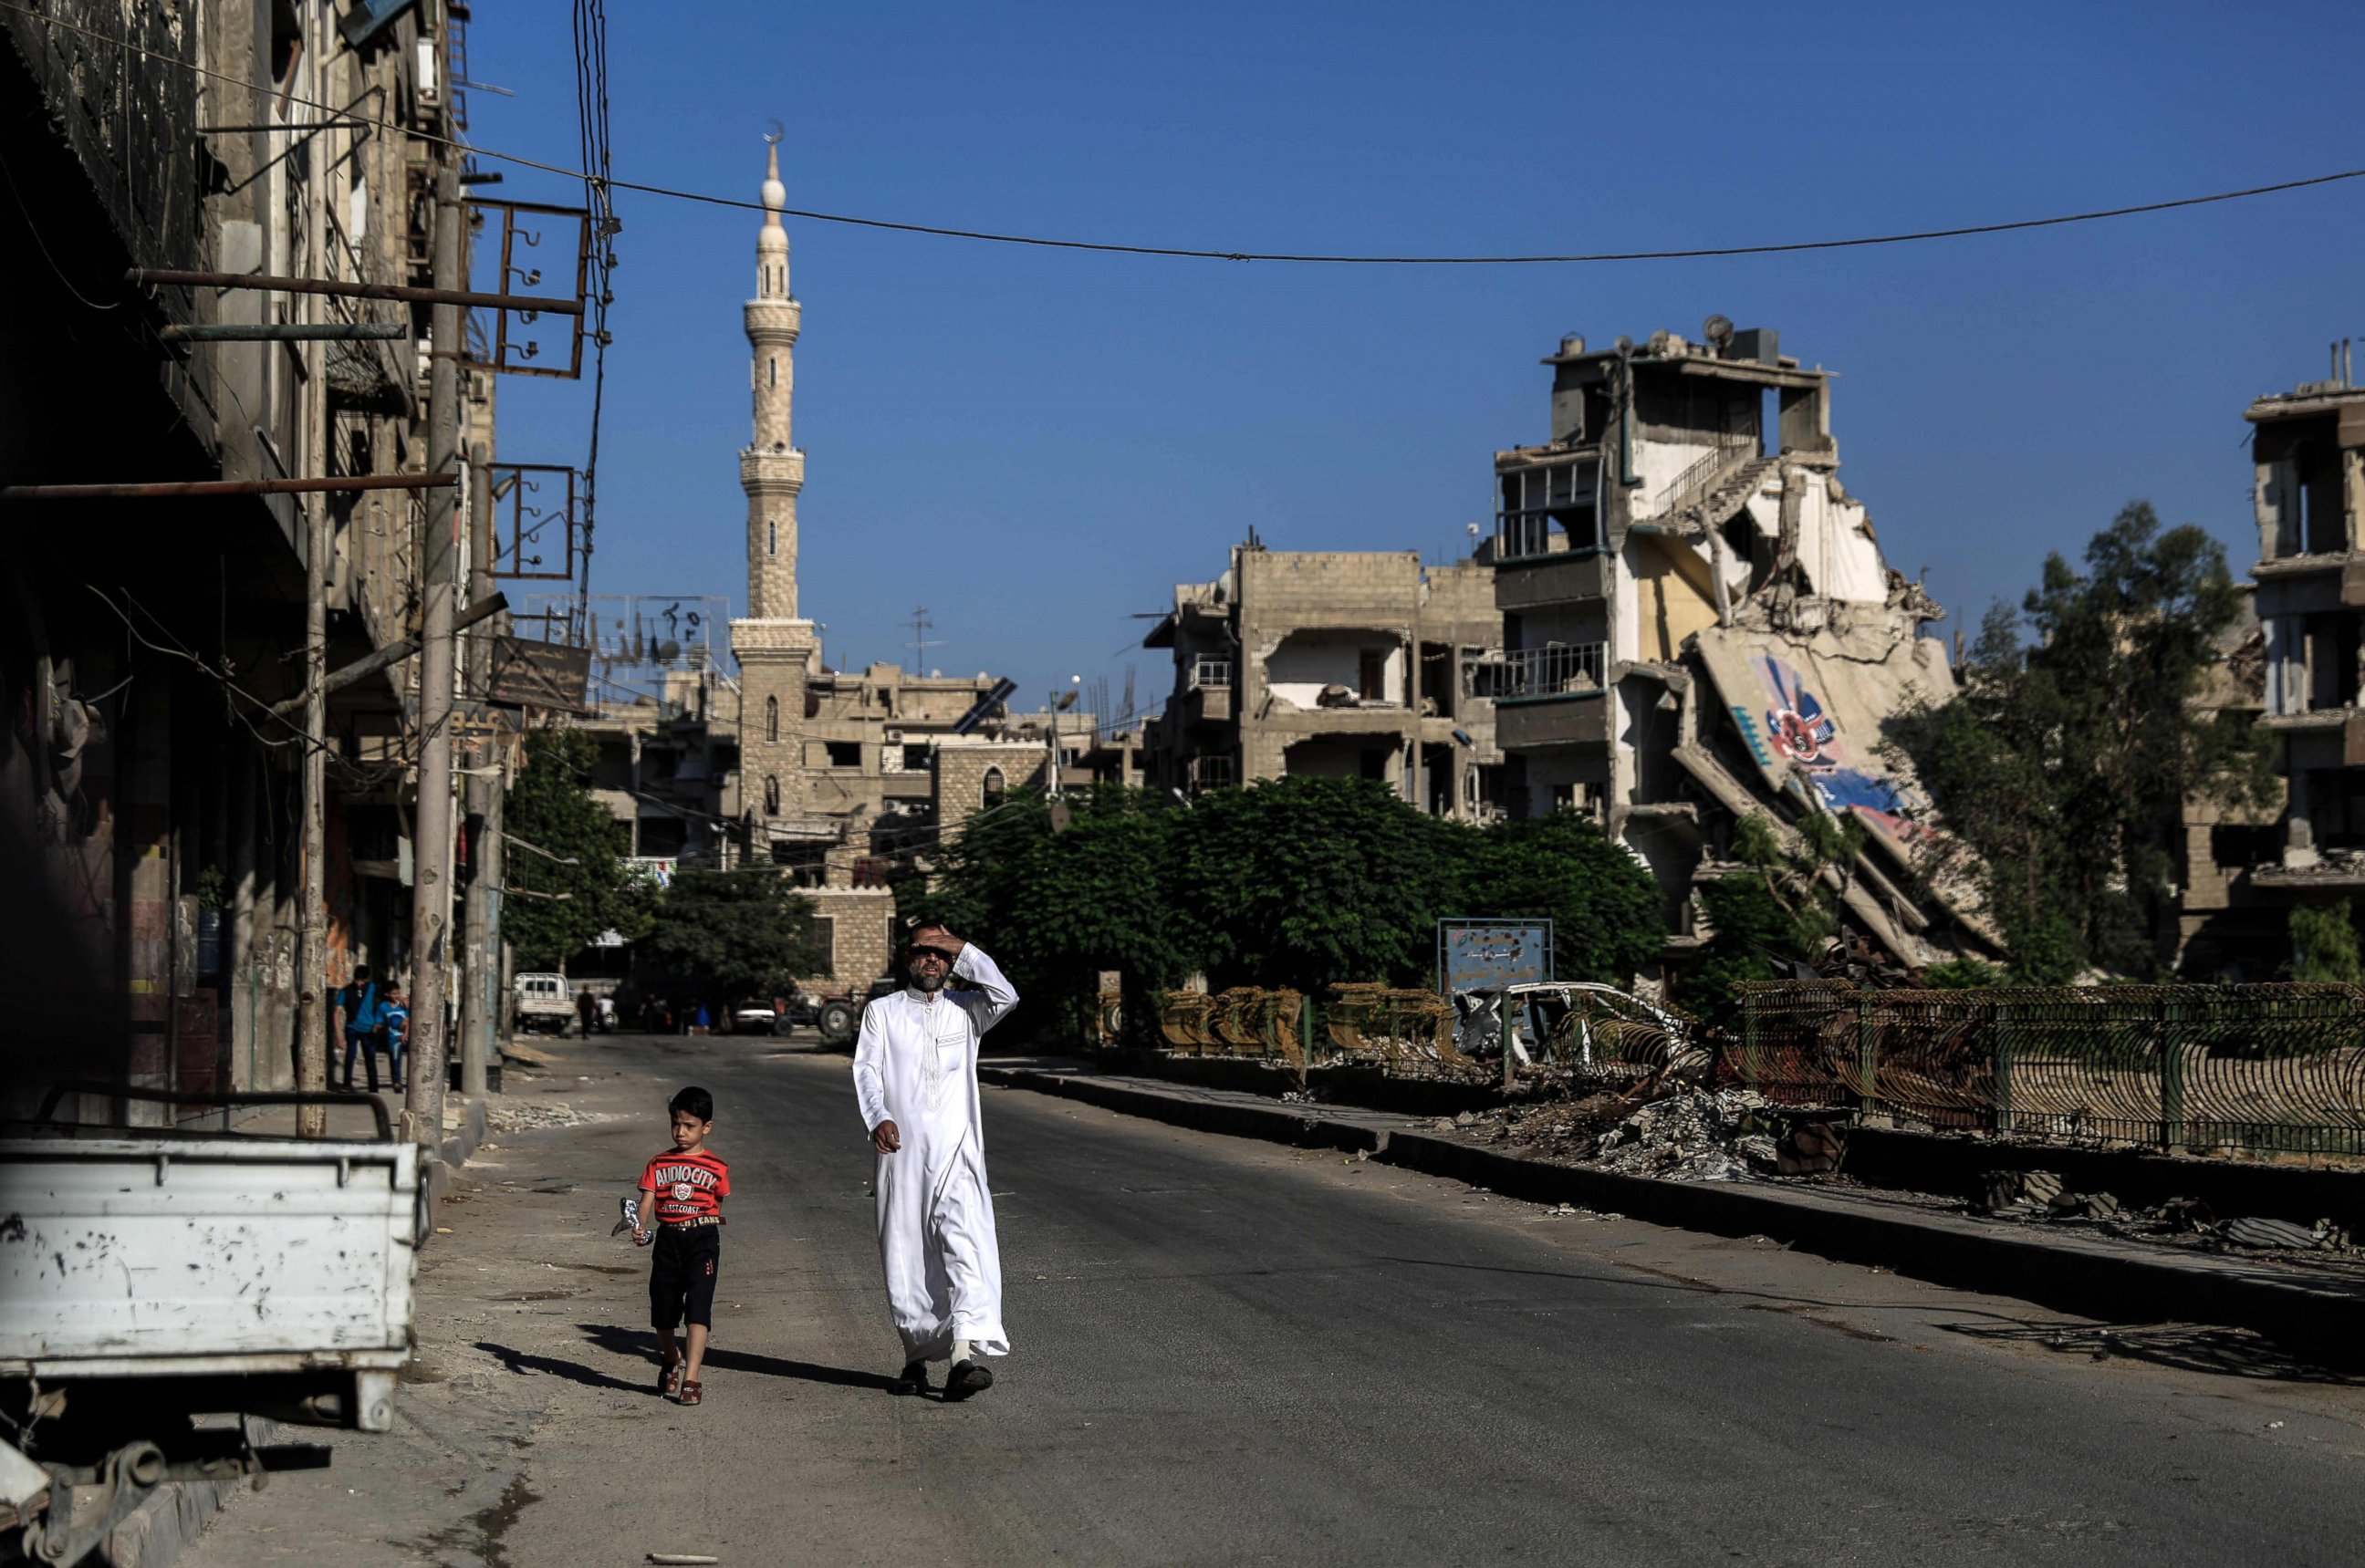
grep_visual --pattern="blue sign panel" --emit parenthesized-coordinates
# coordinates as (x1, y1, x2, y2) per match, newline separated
(1437, 919, 1553, 994)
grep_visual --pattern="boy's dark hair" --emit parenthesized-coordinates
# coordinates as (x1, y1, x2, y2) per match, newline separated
(670, 1085, 714, 1122)
(353, 964, 372, 982)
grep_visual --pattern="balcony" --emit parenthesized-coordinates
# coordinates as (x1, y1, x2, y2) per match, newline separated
(1481, 643, 1607, 701)
(1480, 643, 1610, 754)
(1494, 549, 1611, 610)
(1184, 658, 1234, 725)
(1187, 755, 1236, 795)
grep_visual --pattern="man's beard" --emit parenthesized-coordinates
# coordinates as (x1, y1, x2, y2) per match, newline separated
(910, 969, 947, 993)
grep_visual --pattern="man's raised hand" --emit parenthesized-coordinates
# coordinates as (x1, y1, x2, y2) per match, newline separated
(871, 1118, 901, 1154)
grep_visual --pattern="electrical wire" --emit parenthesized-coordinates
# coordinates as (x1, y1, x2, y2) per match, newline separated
(569, 0, 615, 612)
(8, 0, 2361, 269)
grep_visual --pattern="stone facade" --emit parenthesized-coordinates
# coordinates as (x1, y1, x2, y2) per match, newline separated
(932, 739, 1052, 823)
(1143, 542, 1505, 818)
(806, 887, 896, 987)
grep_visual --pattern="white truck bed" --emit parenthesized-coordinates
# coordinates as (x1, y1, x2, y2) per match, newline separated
(0, 1135, 421, 1386)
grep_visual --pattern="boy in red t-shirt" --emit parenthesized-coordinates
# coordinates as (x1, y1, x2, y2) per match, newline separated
(634, 1085, 728, 1405)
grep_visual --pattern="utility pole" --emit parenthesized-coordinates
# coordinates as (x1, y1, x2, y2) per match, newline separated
(406, 157, 462, 1151)
(456, 438, 498, 1101)
(297, 494, 329, 1137)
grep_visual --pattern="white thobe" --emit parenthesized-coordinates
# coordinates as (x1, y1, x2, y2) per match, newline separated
(852, 945, 1018, 1361)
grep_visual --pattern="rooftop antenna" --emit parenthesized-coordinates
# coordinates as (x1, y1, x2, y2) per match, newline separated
(907, 606, 944, 671)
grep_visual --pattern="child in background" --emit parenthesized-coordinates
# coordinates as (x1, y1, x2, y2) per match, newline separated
(635, 1085, 728, 1405)
(380, 986, 411, 1091)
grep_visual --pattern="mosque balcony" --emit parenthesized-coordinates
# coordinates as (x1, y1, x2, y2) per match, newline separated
(744, 298, 802, 337)
(739, 447, 806, 488)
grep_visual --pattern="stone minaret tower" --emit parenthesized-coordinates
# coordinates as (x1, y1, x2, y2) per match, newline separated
(729, 134, 817, 847)
(743, 136, 802, 617)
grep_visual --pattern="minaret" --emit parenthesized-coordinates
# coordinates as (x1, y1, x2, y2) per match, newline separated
(729, 133, 817, 849)
(741, 134, 803, 618)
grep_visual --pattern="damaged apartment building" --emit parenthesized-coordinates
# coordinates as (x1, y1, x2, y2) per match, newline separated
(1484, 319, 1994, 972)
(2238, 362, 2365, 949)
(1142, 539, 1505, 818)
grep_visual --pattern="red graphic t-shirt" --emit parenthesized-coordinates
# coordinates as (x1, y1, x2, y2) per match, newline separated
(639, 1148, 729, 1223)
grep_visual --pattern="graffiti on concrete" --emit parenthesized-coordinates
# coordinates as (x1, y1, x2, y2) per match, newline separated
(1735, 653, 1925, 844)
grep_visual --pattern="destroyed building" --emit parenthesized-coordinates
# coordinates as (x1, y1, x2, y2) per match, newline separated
(1141, 541, 1505, 816)
(2240, 364, 2365, 942)
(1485, 321, 1993, 972)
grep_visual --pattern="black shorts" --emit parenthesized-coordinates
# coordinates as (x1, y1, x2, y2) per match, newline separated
(648, 1226, 721, 1331)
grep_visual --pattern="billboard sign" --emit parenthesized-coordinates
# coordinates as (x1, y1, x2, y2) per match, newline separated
(1437, 919, 1553, 994)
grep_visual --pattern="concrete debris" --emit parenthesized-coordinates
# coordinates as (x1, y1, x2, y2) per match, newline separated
(2222, 1216, 2350, 1252)
(486, 1101, 616, 1134)
(1975, 1169, 2065, 1212)
(1775, 1119, 1849, 1175)
(1591, 1089, 1779, 1183)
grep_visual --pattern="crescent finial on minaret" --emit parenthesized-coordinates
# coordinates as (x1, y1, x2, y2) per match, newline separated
(761, 123, 787, 218)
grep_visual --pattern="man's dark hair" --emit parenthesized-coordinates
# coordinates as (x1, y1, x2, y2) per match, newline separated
(670, 1085, 714, 1122)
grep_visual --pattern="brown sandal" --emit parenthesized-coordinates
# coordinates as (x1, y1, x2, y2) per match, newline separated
(661, 1360, 682, 1399)
(677, 1378, 703, 1407)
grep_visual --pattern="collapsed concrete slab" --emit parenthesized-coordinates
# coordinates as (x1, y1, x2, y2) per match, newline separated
(1486, 322, 1999, 978)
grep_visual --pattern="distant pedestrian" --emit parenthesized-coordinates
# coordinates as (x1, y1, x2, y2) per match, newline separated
(597, 993, 617, 1034)
(577, 986, 599, 1039)
(853, 924, 1017, 1399)
(338, 964, 388, 1093)
(634, 1085, 729, 1407)
(380, 985, 411, 1091)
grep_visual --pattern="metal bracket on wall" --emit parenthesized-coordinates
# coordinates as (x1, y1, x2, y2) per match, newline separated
(462, 200, 591, 379)
(486, 463, 580, 579)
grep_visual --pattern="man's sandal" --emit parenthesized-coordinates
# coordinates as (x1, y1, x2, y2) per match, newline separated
(661, 1360, 682, 1399)
(677, 1379, 703, 1407)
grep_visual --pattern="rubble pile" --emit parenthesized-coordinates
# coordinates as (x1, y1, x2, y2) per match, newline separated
(486, 1100, 614, 1134)
(1970, 1170, 2355, 1255)
(1592, 1089, 1778, 1182)
(1442, 1087, 1784, 1183)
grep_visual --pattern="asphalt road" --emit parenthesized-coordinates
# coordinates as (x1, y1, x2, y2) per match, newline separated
(188, 1031, 2365, 1567)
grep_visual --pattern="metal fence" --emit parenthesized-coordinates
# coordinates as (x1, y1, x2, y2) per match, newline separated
(1727, 981, 2365, 1155)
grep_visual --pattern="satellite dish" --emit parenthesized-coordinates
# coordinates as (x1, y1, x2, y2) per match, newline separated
(1703, 315, 1735, 351)
(1613, 335, 1634, 356)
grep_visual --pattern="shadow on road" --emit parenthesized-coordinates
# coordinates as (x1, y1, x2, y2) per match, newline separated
(1939, 1321, 2365, 1385)
(474, 1341, 648, 1394)
(575, 1323, 901, 1392)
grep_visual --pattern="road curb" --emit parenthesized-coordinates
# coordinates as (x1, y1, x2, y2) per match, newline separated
(983, 1065, 2365, 1370)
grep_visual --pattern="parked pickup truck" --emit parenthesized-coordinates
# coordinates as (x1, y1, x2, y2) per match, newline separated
(0, 1085, 422, 1563)
(513, 971, 575, 1035)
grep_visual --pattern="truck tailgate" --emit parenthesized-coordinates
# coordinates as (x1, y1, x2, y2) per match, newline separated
(0, 1137, 421, 1372)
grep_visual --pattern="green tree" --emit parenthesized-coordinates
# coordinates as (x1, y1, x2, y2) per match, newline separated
(641, 869, 826, 1004)
(1888, 502, 2271, 980)
(913, 785, 1196, 1042)
(501, 730, 653, 971)
(2290, 900, 2362, 984)
(1449, 811, 1663, 984)
(1682, 811, 1862, 1011)
(1172, 776, 1461, 992)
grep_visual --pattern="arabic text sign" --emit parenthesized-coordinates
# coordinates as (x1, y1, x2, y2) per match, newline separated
(1438, 919, 1553, 993)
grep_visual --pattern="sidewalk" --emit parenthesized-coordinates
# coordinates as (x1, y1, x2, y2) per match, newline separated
(978, 1056, 2365, 1371)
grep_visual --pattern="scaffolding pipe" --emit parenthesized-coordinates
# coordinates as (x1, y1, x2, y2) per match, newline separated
(125, 267, 582, 317)
(0, 473, 455, 501)
(161, 322, 409, 342)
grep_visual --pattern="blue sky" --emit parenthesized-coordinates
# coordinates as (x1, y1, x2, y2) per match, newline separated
(467, 1, 2365, 718)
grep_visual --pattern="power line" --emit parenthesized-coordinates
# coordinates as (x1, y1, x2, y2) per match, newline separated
(11, 0, 2362, 269)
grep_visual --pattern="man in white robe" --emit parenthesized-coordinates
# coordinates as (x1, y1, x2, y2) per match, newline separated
(852, 923, 1017, 1399)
